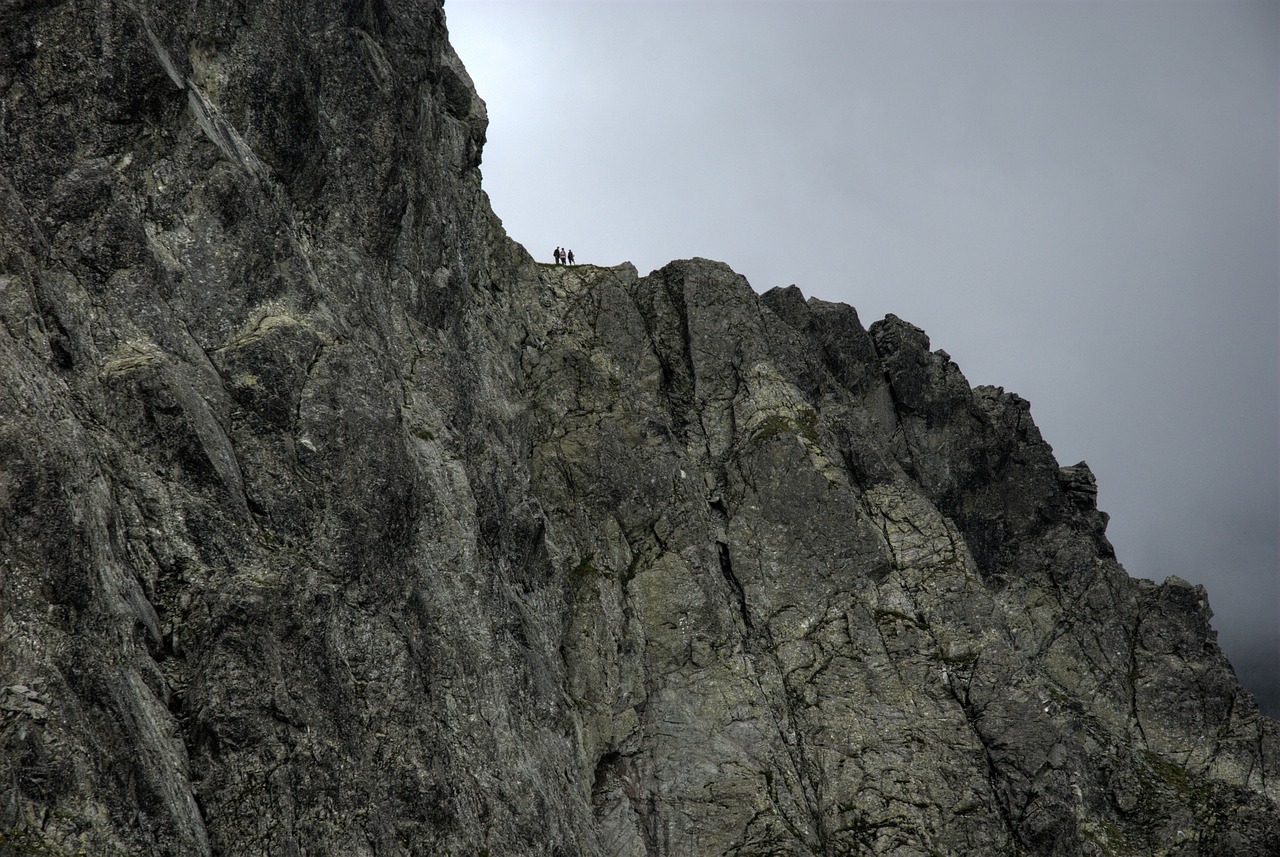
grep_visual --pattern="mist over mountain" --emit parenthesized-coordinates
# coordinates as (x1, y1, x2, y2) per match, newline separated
(445, 0, 1280, 723)
(1, 3, 1276, 855)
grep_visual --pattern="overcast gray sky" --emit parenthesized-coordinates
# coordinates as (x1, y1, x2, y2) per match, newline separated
(445, 0, 1280, 715)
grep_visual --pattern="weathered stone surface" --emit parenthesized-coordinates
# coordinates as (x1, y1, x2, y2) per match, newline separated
(1, 3, 1277, 856)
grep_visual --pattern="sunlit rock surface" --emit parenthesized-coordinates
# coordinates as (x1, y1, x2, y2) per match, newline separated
(2, 2, 1277, 855)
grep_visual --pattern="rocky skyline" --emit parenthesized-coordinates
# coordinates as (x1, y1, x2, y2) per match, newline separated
(1, 2, 1277, 854)
(447, 0, 1280, 718)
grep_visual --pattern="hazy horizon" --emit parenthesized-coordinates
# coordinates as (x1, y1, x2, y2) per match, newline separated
(447, 0, 1280, 715)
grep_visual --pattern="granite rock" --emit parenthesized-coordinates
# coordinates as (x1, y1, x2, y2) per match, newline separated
(1, 3, 1277, 855)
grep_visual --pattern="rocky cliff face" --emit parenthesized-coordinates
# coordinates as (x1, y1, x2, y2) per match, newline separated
(1, 3, 1277, 856)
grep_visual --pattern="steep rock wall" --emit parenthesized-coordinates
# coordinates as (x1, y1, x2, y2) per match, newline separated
(1, 3, 1277, 856)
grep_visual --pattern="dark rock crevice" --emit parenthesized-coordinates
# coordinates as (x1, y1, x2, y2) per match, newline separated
(1, 5, 1276, 856)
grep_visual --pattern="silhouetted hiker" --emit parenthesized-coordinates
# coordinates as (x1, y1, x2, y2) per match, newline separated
(553, 247, 562, 264)
(567, 249, 575, 265)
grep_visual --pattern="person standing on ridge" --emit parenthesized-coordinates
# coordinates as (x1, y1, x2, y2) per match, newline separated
(553, 247, 562, 264)
(567, 249, 575, 265)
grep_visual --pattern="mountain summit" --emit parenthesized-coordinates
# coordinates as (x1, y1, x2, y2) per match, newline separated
(1, 3, 1276, 855)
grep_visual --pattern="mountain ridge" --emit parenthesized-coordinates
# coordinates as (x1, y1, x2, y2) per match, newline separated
(1, 2, 1277, 855)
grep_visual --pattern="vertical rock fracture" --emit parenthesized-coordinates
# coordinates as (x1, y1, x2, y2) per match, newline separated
(1, 3, 1276, 855)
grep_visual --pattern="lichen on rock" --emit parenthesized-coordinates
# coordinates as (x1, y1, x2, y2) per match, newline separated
(0, 3, 1276, 856)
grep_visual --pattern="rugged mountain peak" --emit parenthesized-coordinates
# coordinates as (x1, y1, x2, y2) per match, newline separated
(2, 4, 1276, 856)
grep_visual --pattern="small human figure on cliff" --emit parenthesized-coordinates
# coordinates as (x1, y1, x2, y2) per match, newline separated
(567, 249, 575, 265)
(553, 247, 562, 264)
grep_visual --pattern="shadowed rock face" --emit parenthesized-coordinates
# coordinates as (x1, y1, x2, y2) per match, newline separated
(1, 4, 1276, 856)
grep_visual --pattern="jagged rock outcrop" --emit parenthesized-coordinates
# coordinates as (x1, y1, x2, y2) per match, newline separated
(1, 3, 1277, 856)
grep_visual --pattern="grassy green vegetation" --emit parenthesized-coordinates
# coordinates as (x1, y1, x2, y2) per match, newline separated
(750, 409, 820, 446)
